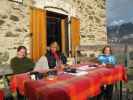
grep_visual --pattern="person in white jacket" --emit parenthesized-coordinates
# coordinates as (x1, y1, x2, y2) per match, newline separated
(34, 56, 49, 72)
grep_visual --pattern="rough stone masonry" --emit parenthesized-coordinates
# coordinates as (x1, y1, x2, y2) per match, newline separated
(0, 0, 106, 66)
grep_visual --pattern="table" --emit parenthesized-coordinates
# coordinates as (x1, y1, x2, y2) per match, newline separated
(9, 73, 30, 95)
(0, 90, 4, 100)
(25, 73, 102, 100)
(10, 64, 127, 100)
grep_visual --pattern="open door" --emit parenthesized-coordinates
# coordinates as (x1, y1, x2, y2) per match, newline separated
(30, 7, 47, 61)
(47, 11, 68, 55)
(71, 17, 80, 56)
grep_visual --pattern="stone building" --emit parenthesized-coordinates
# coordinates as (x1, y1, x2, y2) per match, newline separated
(0, 0, 107, 66)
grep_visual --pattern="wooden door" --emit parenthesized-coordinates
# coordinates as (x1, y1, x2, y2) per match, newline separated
(30, 7, 47, 61)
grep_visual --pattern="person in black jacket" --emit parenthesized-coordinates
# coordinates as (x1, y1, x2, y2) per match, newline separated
(46, 41, 67, 69)
(10, 46, 35, 74)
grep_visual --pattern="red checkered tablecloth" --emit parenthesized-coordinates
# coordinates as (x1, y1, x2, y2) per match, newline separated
(10, 64, 127, 100)
(25, 73, 101, 100)
(9, 73, 30, 95)
(0, 90, 4, 100)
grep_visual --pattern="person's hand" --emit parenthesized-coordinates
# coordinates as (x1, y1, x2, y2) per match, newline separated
(60, 64, 65, 69)
(106, 64, 113, 68)
(98, 63, 106, 67)
(102, 63, 106, 66)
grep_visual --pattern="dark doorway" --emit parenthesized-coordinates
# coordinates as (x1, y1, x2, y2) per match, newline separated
(47, 11, 68, 54)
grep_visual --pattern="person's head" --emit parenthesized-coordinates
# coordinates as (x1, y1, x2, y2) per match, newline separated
(102, 46, 112, 55)
(17, 46, 27, 58)
(49, 41, 59, 52)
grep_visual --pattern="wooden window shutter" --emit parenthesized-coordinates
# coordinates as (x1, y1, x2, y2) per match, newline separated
(71, 17, 80, 56)
(30, 8, 47, 61)
(61, 19, 66, 54)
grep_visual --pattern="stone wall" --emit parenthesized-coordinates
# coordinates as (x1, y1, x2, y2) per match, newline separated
(0, 0, 107, 65)
(72, 0, 107, 45)
(0, 0, 31, 65)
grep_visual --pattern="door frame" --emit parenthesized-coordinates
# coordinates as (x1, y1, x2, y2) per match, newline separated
(46, 11, 69, 55)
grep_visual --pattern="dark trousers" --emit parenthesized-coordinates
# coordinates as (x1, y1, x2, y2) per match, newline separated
(97, 84, 113, 100)
(17, 90, 25, 100)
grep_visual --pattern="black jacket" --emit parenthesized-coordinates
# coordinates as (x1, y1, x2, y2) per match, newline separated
(10, 57, 35, 74)
(46, 51, 67, 69)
